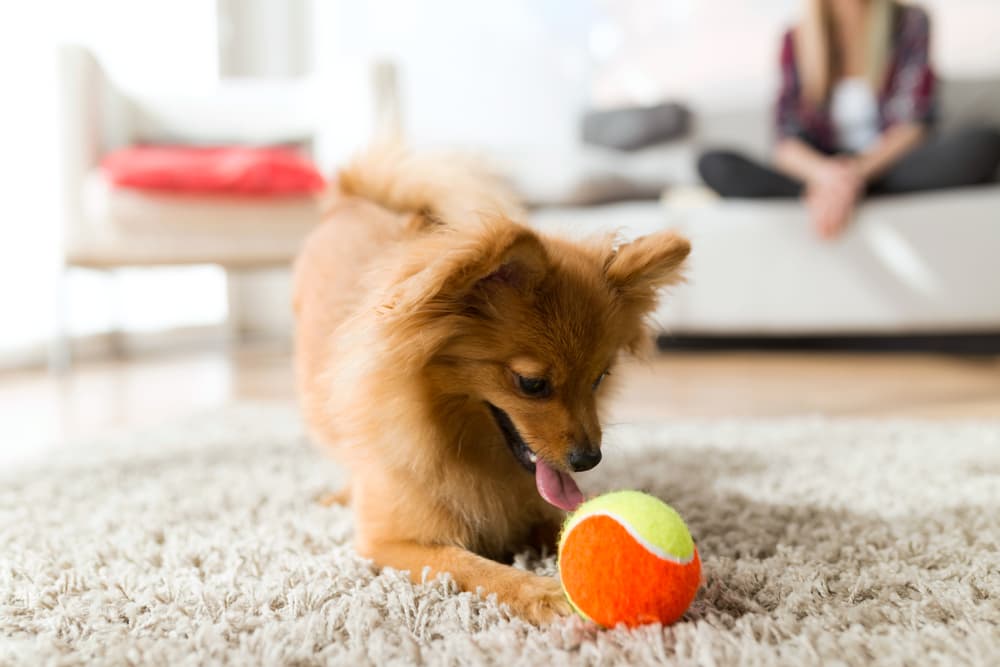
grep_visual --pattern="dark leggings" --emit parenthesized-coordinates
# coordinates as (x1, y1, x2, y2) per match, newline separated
(698, 127, 1000, 198)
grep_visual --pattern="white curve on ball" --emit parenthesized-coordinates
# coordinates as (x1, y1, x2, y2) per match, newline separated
(563, 510, 695, 565)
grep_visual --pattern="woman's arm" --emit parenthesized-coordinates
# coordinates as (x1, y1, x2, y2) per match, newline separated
(773, 137, 837, 183)
(776, 123, 927, 185)
(851, 122, 927, 181)
(775, 138, 864, 240)
(854, 7, 934, 180)
(775, 125, 927, 240)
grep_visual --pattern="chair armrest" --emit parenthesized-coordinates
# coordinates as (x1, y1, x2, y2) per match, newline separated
(57, 44, 133, 247)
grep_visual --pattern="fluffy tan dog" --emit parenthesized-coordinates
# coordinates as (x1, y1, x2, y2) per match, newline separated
(293, 147, 689, 624)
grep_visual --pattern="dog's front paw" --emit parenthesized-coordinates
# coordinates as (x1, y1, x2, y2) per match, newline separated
(509, 575, 572, 625)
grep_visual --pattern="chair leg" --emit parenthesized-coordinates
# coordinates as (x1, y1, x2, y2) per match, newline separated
(47, 265, 72, 374)
(107, 268, 127, 359)
(225, 269, 245, 346)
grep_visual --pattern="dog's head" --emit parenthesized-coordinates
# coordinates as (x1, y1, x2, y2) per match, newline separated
(382, 218, 689, 510)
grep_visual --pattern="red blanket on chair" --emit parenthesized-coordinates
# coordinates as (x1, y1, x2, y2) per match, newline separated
(102, 146, 326, 196)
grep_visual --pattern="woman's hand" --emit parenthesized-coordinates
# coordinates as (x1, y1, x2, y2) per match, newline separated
(804, 158, 864, 239)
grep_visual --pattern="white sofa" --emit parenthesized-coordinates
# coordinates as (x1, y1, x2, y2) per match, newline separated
(526, 78, 1000, 336)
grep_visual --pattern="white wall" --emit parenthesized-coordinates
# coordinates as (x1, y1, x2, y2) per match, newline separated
(591, 0, 1000, 108)
(311, 0, 1000, 154)
(311, 0, 596, 155)
(218, 0, 312, 78)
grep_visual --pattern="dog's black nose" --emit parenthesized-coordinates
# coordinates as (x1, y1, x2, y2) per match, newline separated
(568, 447, 602, 472)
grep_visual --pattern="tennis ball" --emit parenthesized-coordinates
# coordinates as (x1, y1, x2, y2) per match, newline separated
(558, 490, 701, 627)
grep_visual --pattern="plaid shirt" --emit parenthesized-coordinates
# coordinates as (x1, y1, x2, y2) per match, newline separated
(775, 4, 936, 153)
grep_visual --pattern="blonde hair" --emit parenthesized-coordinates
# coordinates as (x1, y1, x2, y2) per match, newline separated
(796, 0, 895, 106)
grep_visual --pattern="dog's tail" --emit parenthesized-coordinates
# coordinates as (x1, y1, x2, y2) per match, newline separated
(331, 143, 524, 227)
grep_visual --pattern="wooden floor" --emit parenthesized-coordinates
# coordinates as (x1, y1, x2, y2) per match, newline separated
(2, 341, 998, 465)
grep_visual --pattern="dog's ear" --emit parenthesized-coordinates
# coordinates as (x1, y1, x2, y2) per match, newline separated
(604, 230, 690, 312)
(467, 227, 547, 298)
(383, 222, 547, 315)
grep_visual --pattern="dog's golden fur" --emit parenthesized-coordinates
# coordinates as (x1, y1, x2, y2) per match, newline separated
(293, 145, 690, 624)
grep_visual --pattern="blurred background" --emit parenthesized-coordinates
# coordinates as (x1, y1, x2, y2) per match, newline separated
(2, 0, 999, 461)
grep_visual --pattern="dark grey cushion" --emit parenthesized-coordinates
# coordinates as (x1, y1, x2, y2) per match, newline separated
(581, 102, 691, 151)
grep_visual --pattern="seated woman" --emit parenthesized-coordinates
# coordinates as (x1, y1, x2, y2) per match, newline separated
(698, 0, 1000, 239)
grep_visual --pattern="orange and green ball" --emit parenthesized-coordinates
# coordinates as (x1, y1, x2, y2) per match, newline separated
(558, 490, 701, 627)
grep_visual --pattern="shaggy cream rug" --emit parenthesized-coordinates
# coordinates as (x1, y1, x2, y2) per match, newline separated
(2, 403, 999, 666)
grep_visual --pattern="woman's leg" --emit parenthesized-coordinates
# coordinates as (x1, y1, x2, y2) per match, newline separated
(698, 150, 804, 198)
(871, 127, 1000, 194)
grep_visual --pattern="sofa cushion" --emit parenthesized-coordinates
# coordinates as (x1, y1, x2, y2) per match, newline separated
(66, 171, 320, 268)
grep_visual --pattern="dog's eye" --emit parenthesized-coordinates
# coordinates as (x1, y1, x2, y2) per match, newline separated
(517, 375, 551, 398)
(593, 370, 609, 391)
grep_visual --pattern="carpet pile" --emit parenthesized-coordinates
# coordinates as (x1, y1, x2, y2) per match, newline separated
(1, 403, 998, 665)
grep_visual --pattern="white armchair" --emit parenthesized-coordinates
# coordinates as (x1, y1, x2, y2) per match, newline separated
(55, 44, 332, 367)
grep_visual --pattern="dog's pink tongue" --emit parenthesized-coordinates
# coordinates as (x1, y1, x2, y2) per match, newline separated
(535, 459, 584, 511)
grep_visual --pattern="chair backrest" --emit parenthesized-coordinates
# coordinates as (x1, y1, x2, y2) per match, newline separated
(127, 78, 319, 148)
(58, 43, 325, 152)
